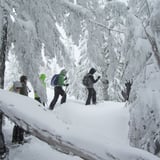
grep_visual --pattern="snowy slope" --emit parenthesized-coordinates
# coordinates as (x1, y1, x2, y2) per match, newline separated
(0, 89, 159, 160)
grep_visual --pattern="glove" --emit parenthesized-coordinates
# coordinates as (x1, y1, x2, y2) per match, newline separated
(65, 83, 69, 86)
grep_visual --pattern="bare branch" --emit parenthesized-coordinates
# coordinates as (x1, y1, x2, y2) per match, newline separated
(88, 19, 125, 34)
(144, 0, 151, 17)
(143, 24, 160, 69)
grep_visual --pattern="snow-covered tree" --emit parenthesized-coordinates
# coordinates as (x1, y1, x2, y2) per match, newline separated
(0, 0, 129, 103)
(1, 0, 160, 157)
(123, 0, 160, 155)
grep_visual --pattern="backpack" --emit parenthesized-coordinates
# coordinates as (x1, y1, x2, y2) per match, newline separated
(82, 74, 90, 86)
(51, 74, 59, 86)
(9, 81, 22, 92)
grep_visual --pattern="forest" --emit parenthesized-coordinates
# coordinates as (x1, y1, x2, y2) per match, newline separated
(0, 0, 160, 159)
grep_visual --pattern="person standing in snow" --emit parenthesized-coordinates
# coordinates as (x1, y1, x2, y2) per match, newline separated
(20, 75, 29, 96)
(85, 68, 100, 105)
(34, 73, 46, 106)
(19, 75, 30, 137)
(10, 81, 25, 144)
(49, 69, 69, 110)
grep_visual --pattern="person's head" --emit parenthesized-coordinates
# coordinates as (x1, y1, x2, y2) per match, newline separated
(39, 73, 46, 81)
(60, 69, 67, 76)
(20, 75, 27, 83)
(89, 68, 96, 74)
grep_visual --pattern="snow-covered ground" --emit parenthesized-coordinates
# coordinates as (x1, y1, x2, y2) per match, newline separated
(0, 88, 159, 160)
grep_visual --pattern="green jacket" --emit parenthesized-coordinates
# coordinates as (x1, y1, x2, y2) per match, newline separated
(39, 74, 46, 88)
(34, 74, 46, 98)
(57, 70, 67, 86)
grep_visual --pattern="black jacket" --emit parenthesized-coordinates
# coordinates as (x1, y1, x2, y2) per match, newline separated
(20, 82, 28, 96)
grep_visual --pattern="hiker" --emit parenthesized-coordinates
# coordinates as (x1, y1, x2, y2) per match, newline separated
(34, 73, 46, 105)
(121, 80, 132, 101)
(84, 68, 100, 105)
(20, 75, 29, 96)
(10, 81, 25, 144)
(19, 75, 30, 138)
(49, 69, 69, 110)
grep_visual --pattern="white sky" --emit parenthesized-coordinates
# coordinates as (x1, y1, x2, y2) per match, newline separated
(0, 89, 159, 160)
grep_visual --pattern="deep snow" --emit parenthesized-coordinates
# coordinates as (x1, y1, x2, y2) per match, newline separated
(0, 88, 159, 160)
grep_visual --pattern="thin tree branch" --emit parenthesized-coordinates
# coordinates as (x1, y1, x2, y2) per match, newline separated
(144, 0, 151, 17)
(143, 24, 160, 69)
(88, 19, 125, 34)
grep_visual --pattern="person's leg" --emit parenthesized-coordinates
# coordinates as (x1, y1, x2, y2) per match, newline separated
(35, 97, 41, 103)
(0, 131, 6, 156)
(49, 87, 60, 110)
(0, 132, 6, 154)
(16, 126, 20, 143)
(92, 88, 97, 104)
(18, 127, 24, 144)
(85, 88, 92, 105)
(59, 87, 66, 104)
(12, 125, 18, 143)
(0, 113, 7, 157)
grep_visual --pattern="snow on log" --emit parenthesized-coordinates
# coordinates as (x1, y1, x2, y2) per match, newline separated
(0, 89, 108, 160)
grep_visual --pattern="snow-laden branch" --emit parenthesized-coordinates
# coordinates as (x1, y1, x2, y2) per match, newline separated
(59, 0, 124, 33)
(143, 25, 160, 69)
(59, 0, 94, 19)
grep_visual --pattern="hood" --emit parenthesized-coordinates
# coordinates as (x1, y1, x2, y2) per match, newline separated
(39, 74, 46, 81)
(60, 69, 67, 76)
(20, 75, 27, 82)
(89, 68, 96, 74)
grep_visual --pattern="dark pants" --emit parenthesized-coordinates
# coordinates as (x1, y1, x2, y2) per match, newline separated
(35, 97, 41, 103)
(35, 97, 45, 106)
(49, 86, 66, 110)
(85, 88, 96, 105)
(0, 113, 6, 155)
(12, 125, 24, 144)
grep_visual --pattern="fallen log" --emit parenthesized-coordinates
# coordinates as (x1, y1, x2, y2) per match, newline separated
(0, 89, 107, 160)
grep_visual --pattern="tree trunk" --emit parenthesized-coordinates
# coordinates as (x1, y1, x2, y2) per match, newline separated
(144, 27, 160, 70)
(0, 7, 8, 156)
(0, 8, 8, 89)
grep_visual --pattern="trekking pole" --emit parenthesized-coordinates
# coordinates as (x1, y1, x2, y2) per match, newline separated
(64, 76, 69, 93)
(65, 85, 68, 93)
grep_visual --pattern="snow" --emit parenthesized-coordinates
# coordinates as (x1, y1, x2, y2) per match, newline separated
(0, 89, 159, 160)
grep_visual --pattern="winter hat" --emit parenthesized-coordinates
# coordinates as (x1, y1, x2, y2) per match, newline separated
(20, 75, 27, 82)
(89, 68, 96, 74)
(39, 73, 46, 81)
